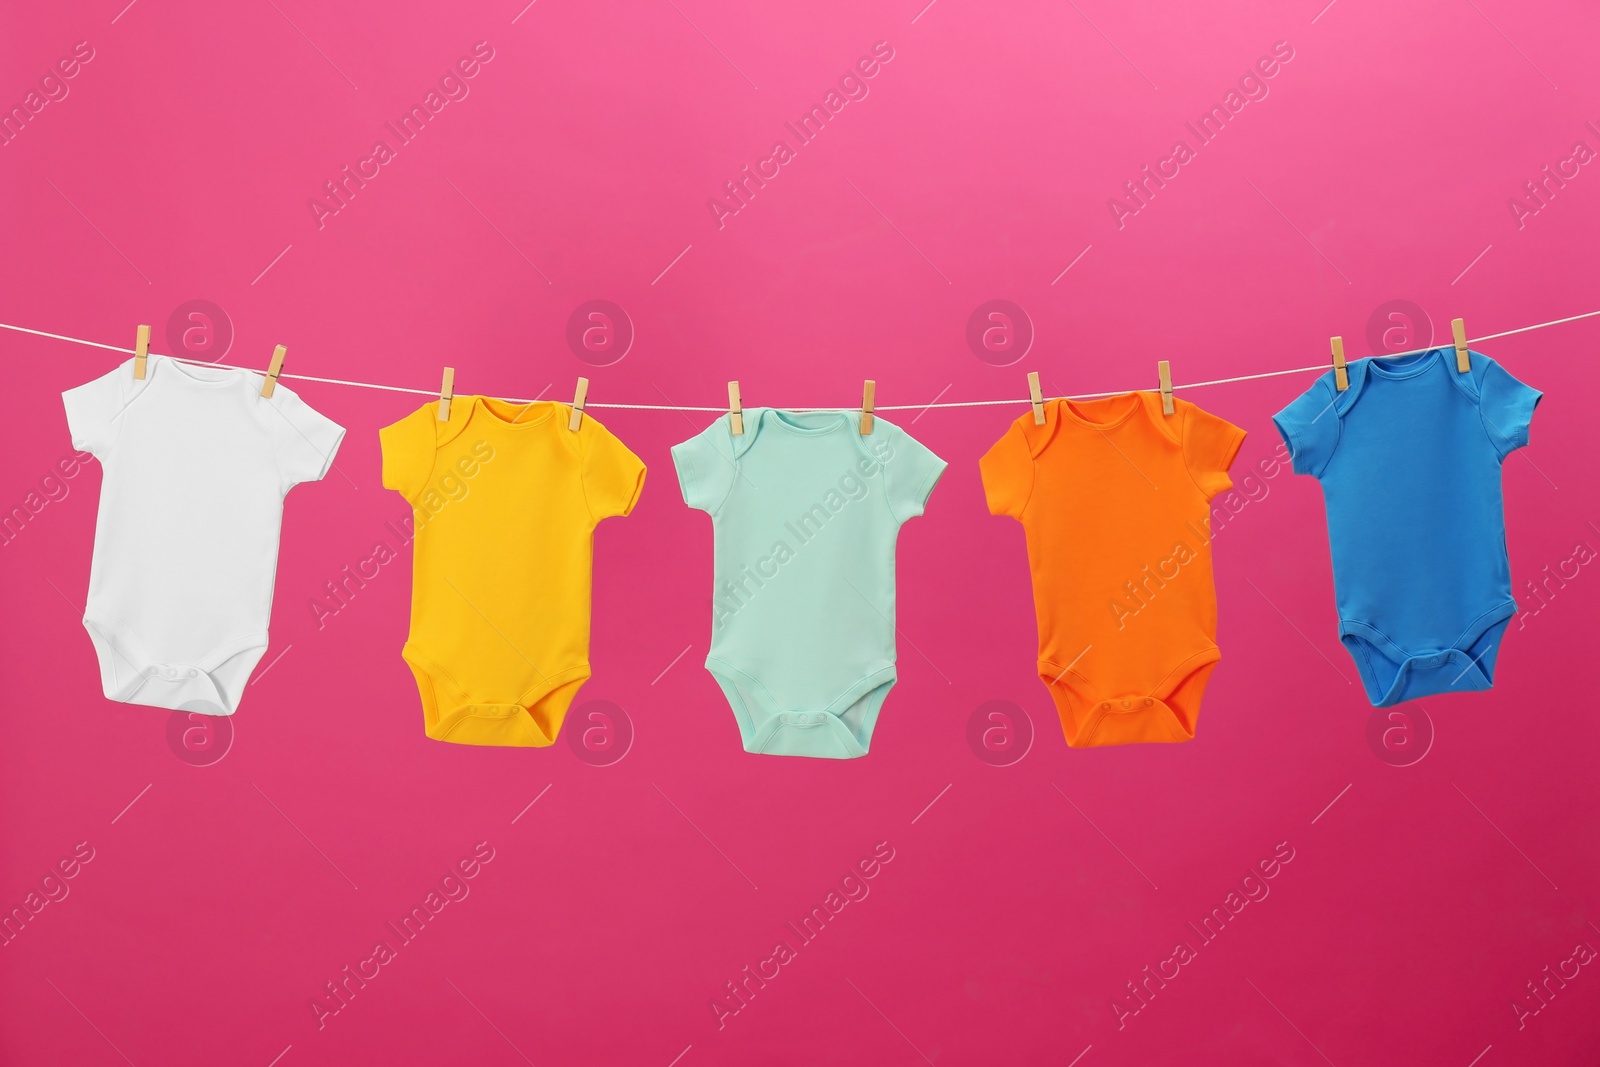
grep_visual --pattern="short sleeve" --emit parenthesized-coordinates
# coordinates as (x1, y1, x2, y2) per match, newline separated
(1272, 377, 1341, 477)
(581, 419, 646, 520)
(269, 388, 345, 488)
(379, 406, 439, 502)
(62, 363, 131, 459)
(671, 422, 738, 513)
(1477, 358, 1540, 458)
(978, 421, 1033, 519)
(877, 422, 946, 523)
(1181, 402, 1246, 499)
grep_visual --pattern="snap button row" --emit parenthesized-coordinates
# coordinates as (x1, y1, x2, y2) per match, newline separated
(1103, 699, 1156, 712)
(145, 666, 200, 679)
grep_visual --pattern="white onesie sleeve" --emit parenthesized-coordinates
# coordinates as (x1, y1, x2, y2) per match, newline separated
(266, 387, 345, 487)
(62, 361, 134, 459)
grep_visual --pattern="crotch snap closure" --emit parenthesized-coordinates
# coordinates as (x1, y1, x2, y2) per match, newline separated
(145, 663, 201, 681)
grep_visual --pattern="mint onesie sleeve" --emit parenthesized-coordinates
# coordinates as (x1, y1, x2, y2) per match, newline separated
(671, 424, 737, 513)
(878, 421, 946, 522)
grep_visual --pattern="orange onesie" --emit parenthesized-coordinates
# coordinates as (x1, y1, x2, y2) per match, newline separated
(979, 393, 1244, 747)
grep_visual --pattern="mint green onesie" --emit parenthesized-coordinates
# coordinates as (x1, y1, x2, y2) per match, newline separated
(672, 409, 945, 758)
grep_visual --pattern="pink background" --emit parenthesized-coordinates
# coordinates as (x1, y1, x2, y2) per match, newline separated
(3, 1, 1598, 1064)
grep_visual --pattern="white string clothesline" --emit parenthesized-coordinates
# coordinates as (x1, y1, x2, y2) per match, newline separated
(2, 308, 1595, 412)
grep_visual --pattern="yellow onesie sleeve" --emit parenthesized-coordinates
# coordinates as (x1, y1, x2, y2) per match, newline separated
(379, 405, 440, 502)
(579, 417, 647, 520)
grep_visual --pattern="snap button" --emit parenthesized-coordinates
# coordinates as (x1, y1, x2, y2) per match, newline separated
(187, 669, 199, 678)
(1101, 702, 1111, 711)
(1143, 698, 1153, 708)
(1121, 699, 1132, 710)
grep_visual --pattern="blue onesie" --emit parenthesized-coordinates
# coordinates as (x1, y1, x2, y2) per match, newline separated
(1273, 347, 1540, 706)
(672, 409, 946, 758)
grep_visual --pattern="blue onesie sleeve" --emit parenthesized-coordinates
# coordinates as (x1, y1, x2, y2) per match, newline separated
(1271, 374, 1341, 476)
(1476, 358, 1541, 458)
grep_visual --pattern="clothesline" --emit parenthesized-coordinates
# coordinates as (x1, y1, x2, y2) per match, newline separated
(3, 308, 1596, 412)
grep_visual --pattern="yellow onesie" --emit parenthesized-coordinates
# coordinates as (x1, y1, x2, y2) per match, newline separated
(380, 397, 645, 746)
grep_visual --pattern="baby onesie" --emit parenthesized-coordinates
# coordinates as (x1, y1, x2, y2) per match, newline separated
(1273, 348, 1540, 707)
(63, 355, 345, 714)
(381, 397, 645, 746)
(980, 393, 1244, 747)
(672, 409, 945, 758)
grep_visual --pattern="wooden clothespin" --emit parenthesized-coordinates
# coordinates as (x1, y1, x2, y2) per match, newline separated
(859, 379, 876, 435)
(260, 345, 286, 398)
(1451, 317, 1470, 373)
(1157, 360, 1174, 415)
(1027, 371, 1045, 425)
(133, 324, 150, 380)
(1330, 336, 1349, 392)
(438, 367, 455, 421)
(568, 376, 590, 431)
(728, 381, 744, 435)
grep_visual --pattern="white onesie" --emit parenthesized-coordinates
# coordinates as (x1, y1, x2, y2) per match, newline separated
(63, 355, 344, 715)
